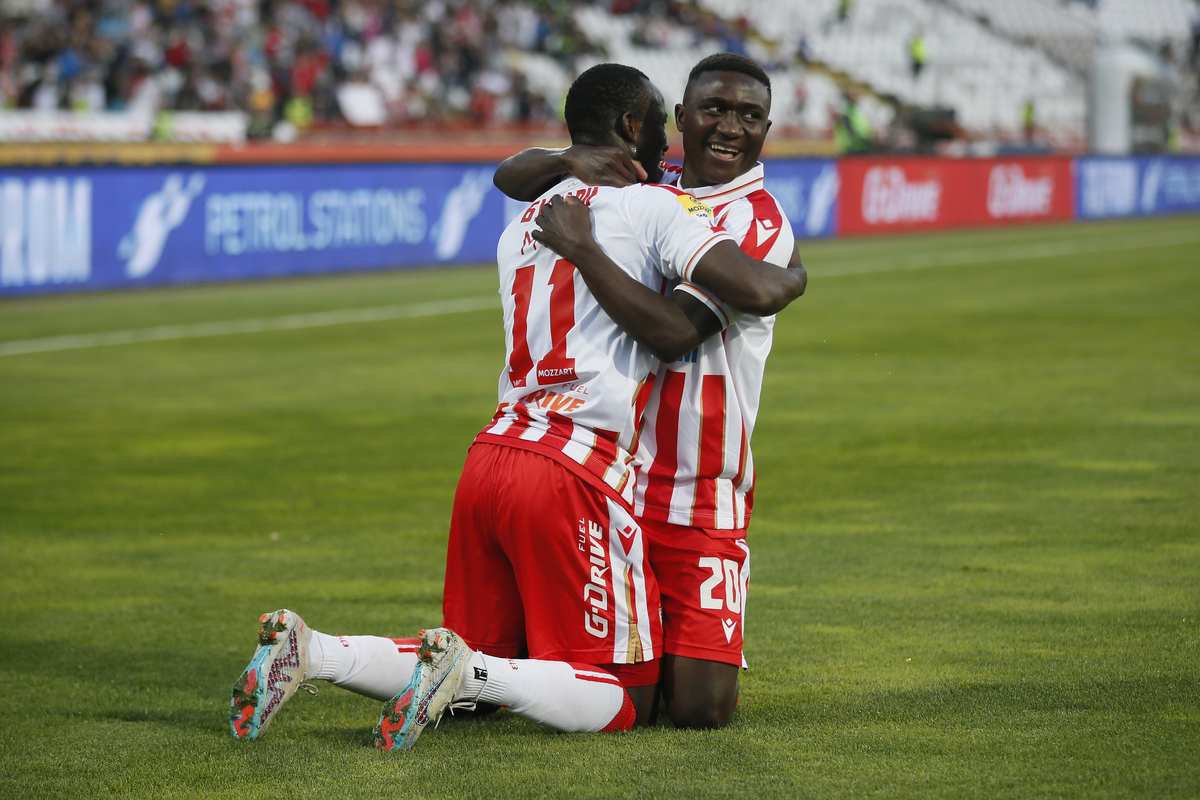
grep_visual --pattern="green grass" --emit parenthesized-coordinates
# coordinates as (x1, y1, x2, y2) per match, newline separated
(1, 216, 1197, 799)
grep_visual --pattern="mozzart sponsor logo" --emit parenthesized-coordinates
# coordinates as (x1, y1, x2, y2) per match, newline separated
(861, 166, 942, 224)
(205, 187, 428, 256)
(987, 164, 1054, 218)
(0, 177, 91, 287)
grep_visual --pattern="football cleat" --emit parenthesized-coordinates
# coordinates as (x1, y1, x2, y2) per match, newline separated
(230, 609, 313, 740)
(373, 627, 474, 750)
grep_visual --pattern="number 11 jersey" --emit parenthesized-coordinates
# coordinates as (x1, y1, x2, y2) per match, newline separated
(476, 177, 734, 507)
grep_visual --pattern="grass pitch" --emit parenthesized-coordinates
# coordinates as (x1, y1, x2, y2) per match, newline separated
(1, 216, 1197, 799)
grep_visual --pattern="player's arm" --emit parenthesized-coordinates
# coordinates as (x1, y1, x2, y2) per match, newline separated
(493, 145, 647, 202)
(532, 195, 722, 363)
(690, 239, 807, 317)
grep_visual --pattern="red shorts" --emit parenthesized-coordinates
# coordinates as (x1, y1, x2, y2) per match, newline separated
(643, 518, 749, 668)
(442, 442, 662, 687)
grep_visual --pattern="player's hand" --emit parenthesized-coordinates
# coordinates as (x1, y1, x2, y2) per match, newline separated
(531, 195, 599, 263)
(563, 145, 648, 187)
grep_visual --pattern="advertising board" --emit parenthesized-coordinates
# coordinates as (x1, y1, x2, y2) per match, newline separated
(1076, 156, 1200, 219)
(0, 158, 838, 296)
(0, 162, 503, 295)
(838, 157, 1075, 235)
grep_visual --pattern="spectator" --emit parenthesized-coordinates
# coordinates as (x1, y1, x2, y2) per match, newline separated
(909, 31, 926, 79)
(835, 90, 873, 153)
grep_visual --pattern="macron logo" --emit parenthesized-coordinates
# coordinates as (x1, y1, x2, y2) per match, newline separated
(722, 619, 738, 643)
(754, 218, 777, 246)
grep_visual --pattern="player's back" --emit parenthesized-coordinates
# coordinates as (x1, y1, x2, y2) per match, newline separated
(478, 176, 731, 505)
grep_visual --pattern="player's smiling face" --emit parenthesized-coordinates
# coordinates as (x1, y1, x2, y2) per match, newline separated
(676, 71, 772, 189)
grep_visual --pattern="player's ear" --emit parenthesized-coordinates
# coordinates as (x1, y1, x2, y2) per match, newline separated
(674, 103, 685, 132)
(619, 110, 639, 144)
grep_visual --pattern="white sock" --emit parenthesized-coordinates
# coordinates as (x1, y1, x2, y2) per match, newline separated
(308, 631, 419, 701)
(457, 652, 635, 732)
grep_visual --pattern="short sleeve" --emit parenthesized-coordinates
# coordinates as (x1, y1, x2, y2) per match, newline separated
(674, 190, 796, 325)
(623, 185, 735, 283)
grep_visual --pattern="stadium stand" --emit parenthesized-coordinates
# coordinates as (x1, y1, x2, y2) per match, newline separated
(0, 0, 1195, 148)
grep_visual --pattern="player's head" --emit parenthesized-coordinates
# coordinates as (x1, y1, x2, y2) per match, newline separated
(564, 63, 668, 183)
(677, 53, 772, 187)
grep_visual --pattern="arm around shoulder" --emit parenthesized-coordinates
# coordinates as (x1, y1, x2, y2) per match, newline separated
(690, 240, 807, 317)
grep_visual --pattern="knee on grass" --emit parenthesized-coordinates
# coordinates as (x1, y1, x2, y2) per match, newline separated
(667, 695, 735, 730)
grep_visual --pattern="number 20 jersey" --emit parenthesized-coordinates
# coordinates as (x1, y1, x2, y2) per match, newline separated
(635, 162, 796, 531)
(475, 176, 734, 506)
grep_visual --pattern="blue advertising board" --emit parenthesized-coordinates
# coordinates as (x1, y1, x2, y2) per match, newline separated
(0, 157, 838, 297)
(0, 162, 507, 296)
(1076, 155, 1200, 219)
(762, 158, 839, 239)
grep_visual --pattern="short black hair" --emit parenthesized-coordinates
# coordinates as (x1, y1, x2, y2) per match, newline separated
(687, 52, 771, 95)
(564, 63, 652, 144)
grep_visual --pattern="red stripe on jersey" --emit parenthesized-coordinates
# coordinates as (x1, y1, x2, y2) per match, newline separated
(632, 374, 656, 431)
(745, 468, 757, 516)
(691, 374, 728, 527)
(626, 375, 656, 464)
(643, 370, 686, 513)
(503, 401, 534, 439)
(741, 190, 785, 260)
(730, 419, 749, 495)
(508, 265, 535, 387)
(583, 428, 621, 480)
(544, 408, 574, 443)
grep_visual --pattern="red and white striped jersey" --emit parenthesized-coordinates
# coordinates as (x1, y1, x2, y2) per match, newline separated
(634, 163, 795, 531)
(476, 176, 734, 506)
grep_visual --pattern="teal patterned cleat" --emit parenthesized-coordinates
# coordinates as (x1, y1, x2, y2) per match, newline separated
(373, 627, 474, 750)
(230, 609, 313, 740)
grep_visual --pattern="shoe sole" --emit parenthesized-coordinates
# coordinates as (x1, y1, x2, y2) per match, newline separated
(229, 610, 305, 740)
(373, 629, 468, 751)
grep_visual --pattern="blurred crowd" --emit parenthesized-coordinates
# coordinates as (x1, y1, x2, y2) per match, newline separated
(0, 0, 622, 135)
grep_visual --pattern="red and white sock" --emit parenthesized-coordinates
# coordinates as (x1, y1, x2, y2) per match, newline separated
(308, 632, 419, 701)
(458, 652, 635, 733)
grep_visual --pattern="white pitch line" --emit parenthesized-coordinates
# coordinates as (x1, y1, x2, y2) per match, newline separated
(0, 295, 500, 357)
(813, 228, 1200, 277)
(2, 227, 1197, 357)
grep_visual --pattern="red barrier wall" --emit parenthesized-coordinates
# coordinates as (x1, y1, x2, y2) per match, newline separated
(839, 157, 1074, 235)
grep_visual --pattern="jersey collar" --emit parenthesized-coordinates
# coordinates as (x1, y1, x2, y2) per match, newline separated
(677, 163, 765, 206)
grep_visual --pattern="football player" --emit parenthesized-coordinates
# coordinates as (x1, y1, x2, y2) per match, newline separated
(492, 53, 796, 729)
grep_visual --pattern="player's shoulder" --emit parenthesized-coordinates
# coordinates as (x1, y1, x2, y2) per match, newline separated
(626, 182, 720, 228)
(742, 186, 790, 226)
(537, 175, 589, 201)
